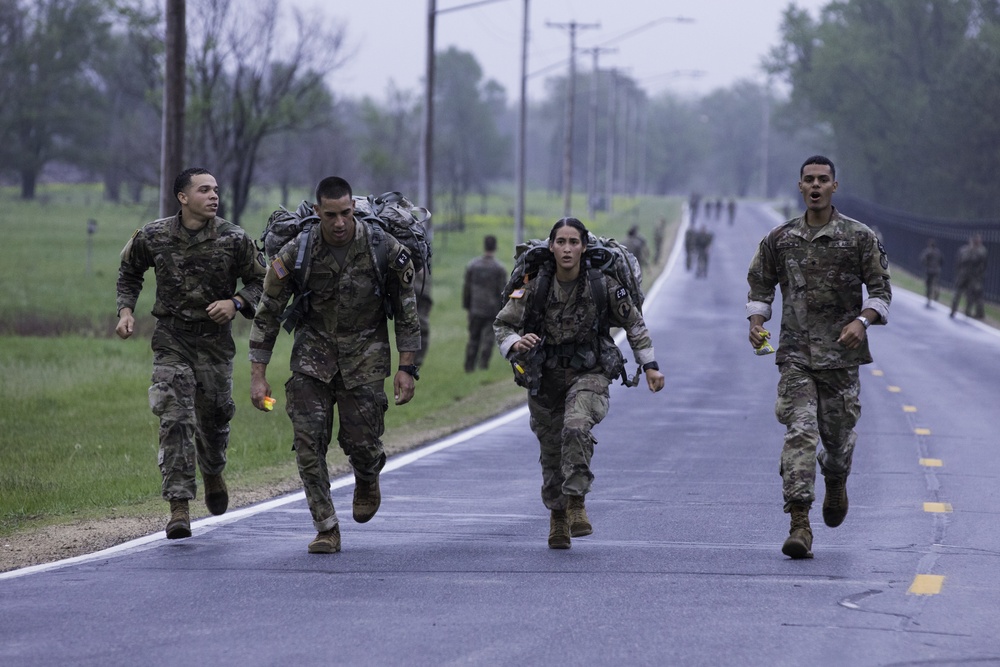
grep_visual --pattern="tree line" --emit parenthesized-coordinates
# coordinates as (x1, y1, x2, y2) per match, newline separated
(2, 0, 998, 223)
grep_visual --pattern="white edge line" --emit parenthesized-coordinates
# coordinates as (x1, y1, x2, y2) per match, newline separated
(4, 208, 692, 581)
(1, 405, 531, 581)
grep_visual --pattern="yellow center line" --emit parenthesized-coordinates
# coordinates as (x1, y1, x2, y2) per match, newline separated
(888, 386, 901, 393)
(871, 369, 884, 376)
(914, 427, 932, 436)
(908, 574, 945, 595)
(903, 405, 917, 412)
(924, 502, 953, 513)
(919, 458, 943, 467)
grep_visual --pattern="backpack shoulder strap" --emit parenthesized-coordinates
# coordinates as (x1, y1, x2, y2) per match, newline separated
(586, 266, 609, 334)
(292, 225, 315, 288)
(522, 263, 553, 336)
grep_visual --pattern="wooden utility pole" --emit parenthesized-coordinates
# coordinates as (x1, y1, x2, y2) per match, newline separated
(547, 20, 599, 217)
(582, 46, 614, 219)
(159, 0, 186, 218)
(514, 0, 529, 245)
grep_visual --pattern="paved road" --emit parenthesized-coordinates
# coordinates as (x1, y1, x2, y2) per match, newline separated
(3, 202, 999, 666)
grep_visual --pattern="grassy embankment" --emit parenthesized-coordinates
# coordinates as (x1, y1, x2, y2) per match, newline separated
(0, 183, 680, 537)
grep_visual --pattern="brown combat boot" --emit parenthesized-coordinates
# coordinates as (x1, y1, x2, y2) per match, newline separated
(165, 499, 191, 540)
(822, 477, 848, 528)
(781, 503, 813, 559)
(548, 509, 571, 549)
(203, 473, 229, 516)
(308, 524, 342, 554)
(353, 474, 381, 523)
(567, 495, 593, 537)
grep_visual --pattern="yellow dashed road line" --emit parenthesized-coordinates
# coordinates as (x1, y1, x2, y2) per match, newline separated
(908, 574, 945, 595)
(923, 502, 953, 513)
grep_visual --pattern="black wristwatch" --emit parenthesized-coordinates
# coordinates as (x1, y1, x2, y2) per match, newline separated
(398, 364, 420, 380)
(231, 298, 243, 311)
(641, 361, 659, 372)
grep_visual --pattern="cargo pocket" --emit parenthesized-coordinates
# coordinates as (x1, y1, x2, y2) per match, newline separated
(148, 367, 177, 417)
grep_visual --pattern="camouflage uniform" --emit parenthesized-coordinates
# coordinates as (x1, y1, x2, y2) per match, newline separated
(462, 253, 507, 371)
(746, 208, 891, 511)
(116, 213, 265, 501)
(249, 221, 420, 532)
(622, 230, 649, 269)
(694, 228, 714, 278)
(413, 268, 432, 366)
(494, 271, 655, 510)
(950, 240, 988, 318)
(918, 242, 943, 304)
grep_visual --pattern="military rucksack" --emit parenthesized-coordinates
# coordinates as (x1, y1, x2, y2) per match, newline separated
(258, 192, 432, 331)
(500, 233, 646, 389)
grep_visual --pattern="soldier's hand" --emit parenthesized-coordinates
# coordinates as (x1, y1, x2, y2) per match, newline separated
(206, 299, 236, 324)
(393, 371, 415, 406)
(646, 369, 665, 393)
(837, 321, 866, 350)
(512, 333, 541, 354)
(250, 374, 272, 411)
(116, 309, 135, 340)
(748, 322, 768, 349)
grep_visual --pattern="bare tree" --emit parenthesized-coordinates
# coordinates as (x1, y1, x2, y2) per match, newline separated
(186, 0, 348, 224)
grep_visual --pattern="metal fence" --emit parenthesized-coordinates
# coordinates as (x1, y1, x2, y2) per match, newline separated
(836, 195, 1000, 304)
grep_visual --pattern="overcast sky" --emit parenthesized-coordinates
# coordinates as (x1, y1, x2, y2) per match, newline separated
(287, 0, 830, 101)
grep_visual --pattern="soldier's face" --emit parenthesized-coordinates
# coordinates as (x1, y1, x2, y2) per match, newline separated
(177, 174, 219, 222)
(798, 164, 837, 212)
(314, 194, 356, 247)
(549, 226, 585, 273)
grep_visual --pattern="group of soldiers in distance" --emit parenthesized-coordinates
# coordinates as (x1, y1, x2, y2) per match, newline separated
(919, 233, 990, 318)
(685, 193, 730, 278)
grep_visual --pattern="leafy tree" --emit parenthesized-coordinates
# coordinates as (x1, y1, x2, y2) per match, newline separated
(432, 47, 511, 226)
(185, 0, 347, 225)
(358, 83, 420, 195)
(0, 0, 112, 199)
(767, 0, 1000, 216)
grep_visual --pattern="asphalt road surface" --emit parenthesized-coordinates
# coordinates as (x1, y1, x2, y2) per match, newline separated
(3, 202, 999, 667)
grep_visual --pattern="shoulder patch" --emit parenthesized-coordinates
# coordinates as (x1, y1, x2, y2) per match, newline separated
(395, 248, 411, 269)
(510, 288, 526, 299)
(272, 257, 289, 280)
(614, 286, 628, 302)
(878, 239, 889, 269)
(617, 301, 632, 319)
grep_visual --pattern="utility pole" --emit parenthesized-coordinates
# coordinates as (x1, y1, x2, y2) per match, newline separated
(514, 0, 529, 246)
(419, 0, 436, 221)
(582, 46, 615, 219)
(547, 20, 599, 217)
(159, 0, 185, 218)
(604, 68, 617, 215)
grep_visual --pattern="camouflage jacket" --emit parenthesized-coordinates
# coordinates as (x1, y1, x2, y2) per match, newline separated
(249, 220, 420, 388)
(116, 213, 265, 324)
(746, 208, 892, 369)
(462, 255, 508, 318)
(494, 270, 655, 368)
(956, 244, 988, 280)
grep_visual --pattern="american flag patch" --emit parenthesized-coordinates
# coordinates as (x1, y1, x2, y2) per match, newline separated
(272, 257, 288, 279)
(510, 288, 525, 299)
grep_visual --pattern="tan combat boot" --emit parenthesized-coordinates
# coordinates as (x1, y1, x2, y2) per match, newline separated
(822, 477, 848, 528)
(165, 499, 192, 540)
(548, 509, 571, 549)
(567, 495, 593, 537)
(203, 473, 229, 516)
(308, 524, 342, 554)
(353, 474, 381, 523)
(782, 503, 813, 559)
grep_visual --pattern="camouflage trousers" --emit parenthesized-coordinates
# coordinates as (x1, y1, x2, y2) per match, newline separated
(528, 369, 611, 510)
(285, 372, 388, 531)
(464, 314, 496, 371)
(775, 362, 860, 512)
(148, 323, 235, 502)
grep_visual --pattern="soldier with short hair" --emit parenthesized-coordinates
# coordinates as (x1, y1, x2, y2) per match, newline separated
(746, 155, 891, 559)
(950, 233, 988, 319)
(494, 217, 665, 550)
(248, 176, 420, 554)
(918, 238, 943, 308)
(116, 167, 266, 540)
(462, 235, 507, 372)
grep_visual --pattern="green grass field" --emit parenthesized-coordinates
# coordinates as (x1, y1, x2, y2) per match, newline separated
(0, 183, 680, 537)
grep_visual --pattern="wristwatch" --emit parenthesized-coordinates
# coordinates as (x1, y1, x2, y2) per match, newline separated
(641, 361, 659, 372)
(398, 364, 420, 380)
(855, 315, 870, 329)
(231, 298, 243, 311)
